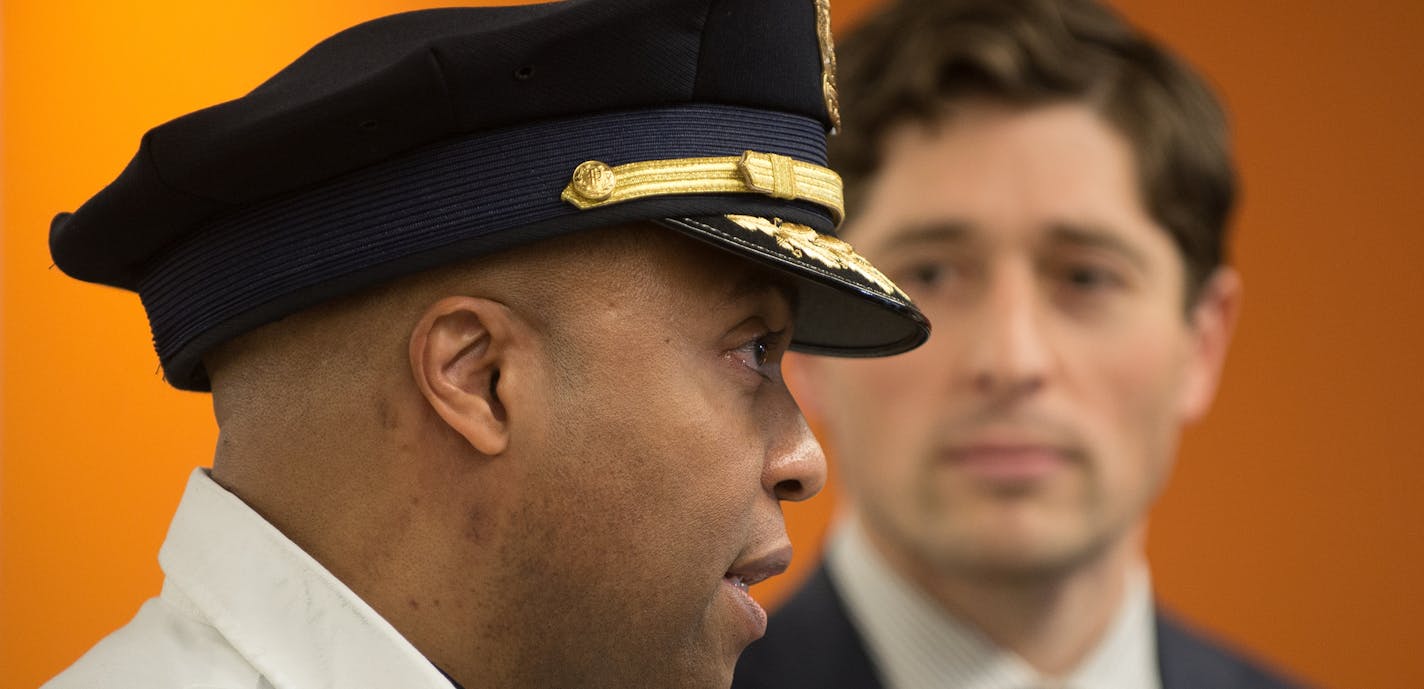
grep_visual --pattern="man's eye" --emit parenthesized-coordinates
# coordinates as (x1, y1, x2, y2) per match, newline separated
(1060, 263, 1125, 292)
(906, 262, 952, 288)
(732, 330, 784, 376)
(751, 339, 770, 367)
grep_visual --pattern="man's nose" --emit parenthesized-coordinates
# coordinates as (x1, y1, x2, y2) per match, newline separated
(963, 264, 1052, 399)
(763, 399, 828, 502)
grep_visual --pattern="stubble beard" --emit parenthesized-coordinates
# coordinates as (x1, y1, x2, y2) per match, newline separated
(875, 458, 1127, 590)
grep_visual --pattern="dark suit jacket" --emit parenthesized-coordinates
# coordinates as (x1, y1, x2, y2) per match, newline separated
(733, 566, 1312, 689)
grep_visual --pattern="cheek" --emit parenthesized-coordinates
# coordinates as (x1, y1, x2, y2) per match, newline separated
(523, 369, 760, 645)
(563, 355, 765, 559)
(1072, 320, 1192, 490)
(812, 352, 946, 491)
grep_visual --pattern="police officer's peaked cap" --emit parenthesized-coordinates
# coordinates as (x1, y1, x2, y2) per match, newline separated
(51, 0, 929, 391)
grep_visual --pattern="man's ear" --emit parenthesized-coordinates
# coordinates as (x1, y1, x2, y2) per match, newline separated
(1179, 267, 1243, 423)
(409, 296, 519, 455)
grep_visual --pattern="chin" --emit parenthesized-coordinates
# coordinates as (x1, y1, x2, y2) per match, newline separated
(708, 665, 736, 689)
(982, 529, 1117, 579)
(921, 519, 1098, 578)
(668, 655, 735, 689)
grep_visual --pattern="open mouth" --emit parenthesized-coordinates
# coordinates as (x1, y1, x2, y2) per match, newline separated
(721, 545, 792, 639)
(724, 544, 792, 591)
(722, 571, 771, 591)
(721, 573, 769, 640)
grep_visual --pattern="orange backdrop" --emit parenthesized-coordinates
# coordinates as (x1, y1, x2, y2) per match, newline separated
(2, 2, 1420, 688)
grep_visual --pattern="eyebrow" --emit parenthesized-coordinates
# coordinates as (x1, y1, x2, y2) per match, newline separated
(865, 221, 973, 254)
(1045, 222, 1151, 271)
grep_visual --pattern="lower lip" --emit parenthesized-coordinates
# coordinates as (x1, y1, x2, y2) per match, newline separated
(946, 447, 1069, 482)
(722, 577, 768, 640)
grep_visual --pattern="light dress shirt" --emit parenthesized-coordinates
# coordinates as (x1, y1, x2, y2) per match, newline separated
(827, 517, 1163, 689)
(44, 468, 457, 689)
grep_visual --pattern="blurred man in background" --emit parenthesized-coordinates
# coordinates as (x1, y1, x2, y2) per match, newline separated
(734, 0, 1310, 687)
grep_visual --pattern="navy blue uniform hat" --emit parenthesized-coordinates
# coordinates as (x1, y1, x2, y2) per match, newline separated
(50, 0, 929, 391)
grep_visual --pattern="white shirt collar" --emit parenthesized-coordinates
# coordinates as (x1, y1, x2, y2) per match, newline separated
(827, 517, 1161, 689)
(158, 468, 456, 689)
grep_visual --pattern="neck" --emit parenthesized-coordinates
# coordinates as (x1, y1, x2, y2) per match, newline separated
(210, 397, 508, 688)
(863, 519, 1144, 676)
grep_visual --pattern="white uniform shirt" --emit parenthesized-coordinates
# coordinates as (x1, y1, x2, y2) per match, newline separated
(828, 518, 1163, 689)
(44, 468, 458, 689)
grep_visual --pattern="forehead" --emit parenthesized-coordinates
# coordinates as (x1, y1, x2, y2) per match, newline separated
(559, 228, 798, 322)
(851, 100, 1166, 256)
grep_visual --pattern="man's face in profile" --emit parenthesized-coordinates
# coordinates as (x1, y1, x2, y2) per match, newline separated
(487, 230, 825, 689)
(800, 99, 1230, 577)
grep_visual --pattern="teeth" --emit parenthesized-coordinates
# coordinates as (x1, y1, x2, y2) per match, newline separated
(728, 575, 750, 591)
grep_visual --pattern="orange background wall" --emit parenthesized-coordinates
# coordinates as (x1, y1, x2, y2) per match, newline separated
(2, 2, 1420, 688)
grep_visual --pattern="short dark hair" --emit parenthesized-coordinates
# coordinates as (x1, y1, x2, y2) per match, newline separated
(831, 0, 1236, 303)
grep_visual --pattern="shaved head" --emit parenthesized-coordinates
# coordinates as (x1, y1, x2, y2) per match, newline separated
(199, 224, 668, 622)
(204, 224, 662, 440)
